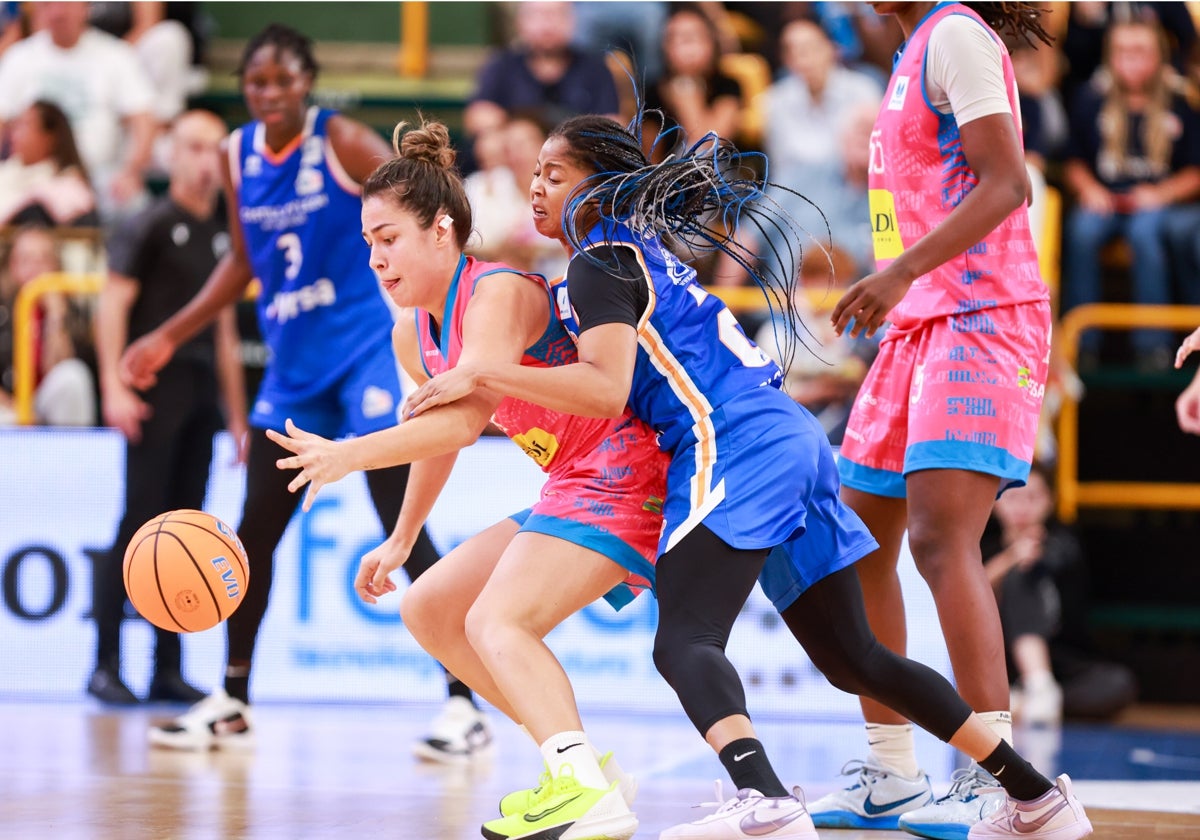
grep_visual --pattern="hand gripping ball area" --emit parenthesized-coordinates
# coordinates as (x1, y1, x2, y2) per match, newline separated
(123, 509, 249, 633)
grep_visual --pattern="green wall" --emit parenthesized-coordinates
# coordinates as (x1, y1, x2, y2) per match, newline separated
(203, 1, 489, 46)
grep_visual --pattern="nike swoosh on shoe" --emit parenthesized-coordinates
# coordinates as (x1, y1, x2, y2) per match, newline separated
(1012, 799, 1070, 832)
(524, 794, 584, 823)
(862, 791, 929, 815)
(740, 808, 808, 836)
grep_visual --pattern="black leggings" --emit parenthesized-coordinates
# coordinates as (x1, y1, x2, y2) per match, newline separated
(782, 565, 972, 743)
(226, 429, 440, 669)
(653, 524, 972, 744)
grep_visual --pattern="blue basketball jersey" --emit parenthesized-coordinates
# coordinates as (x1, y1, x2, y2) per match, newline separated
(232, 107, 393, 402)
(554, 222, 783, 452)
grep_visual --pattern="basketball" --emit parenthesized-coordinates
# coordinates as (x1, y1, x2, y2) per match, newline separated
(123, 509, 249, 633)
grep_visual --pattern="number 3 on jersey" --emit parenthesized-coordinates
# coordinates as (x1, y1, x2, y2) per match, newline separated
(687, 285, 771, 367)
(277, 232, 303, 281)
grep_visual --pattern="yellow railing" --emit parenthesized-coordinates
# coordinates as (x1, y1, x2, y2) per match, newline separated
(13, 272, 105, 426)
(397, 1, 429, 77)
(1055, 302, 1200, 522)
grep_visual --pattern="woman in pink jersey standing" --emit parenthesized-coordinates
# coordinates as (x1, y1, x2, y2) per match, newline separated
(809, 4, 1065, 839)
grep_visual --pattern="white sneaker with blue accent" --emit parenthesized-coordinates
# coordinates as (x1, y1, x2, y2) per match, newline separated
(660, 782, 817, 839)
(899, 765, 1006, 840)
(808, 759, 934, 829)
(412, 696, 493, 764)
(969, 774, 1092, 839)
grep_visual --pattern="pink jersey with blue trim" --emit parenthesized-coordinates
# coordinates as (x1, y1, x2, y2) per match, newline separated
(868, 2, 1048, 329)
(415, 254, 656, 477)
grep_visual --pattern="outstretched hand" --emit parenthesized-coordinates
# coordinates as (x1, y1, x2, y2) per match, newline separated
(266, 418, 350, 511)
(402, 366, 482, 419)
(354, 538, 411, 604)
(120, 331, 176, 390)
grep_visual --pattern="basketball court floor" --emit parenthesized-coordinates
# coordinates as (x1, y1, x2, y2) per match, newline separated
(3, 698, 1199, 839)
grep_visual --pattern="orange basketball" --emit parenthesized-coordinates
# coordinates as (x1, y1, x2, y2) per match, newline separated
(123, 509, 249, 633)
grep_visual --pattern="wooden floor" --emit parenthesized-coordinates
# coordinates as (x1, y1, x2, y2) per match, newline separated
(2, 700, 1199, 839)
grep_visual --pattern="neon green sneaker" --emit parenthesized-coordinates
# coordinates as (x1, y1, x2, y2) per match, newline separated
(482, 768, 637, 840)
(498, 752, 638, 816)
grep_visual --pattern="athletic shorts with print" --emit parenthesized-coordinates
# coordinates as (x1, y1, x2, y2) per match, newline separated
(839, 300, 1052, 498)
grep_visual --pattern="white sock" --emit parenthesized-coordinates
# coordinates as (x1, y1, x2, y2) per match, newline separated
(866, 723, 920, 779)
(977, 710, 1014, 748)
(540, 731, 608, 790)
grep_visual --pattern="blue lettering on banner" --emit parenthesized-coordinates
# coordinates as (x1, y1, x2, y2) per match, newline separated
(298, 497, 341, 622)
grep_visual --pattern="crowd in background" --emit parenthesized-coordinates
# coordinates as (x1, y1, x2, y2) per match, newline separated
(3, 0, 1198, 724)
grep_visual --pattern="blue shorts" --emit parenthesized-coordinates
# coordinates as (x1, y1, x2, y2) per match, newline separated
(757, 443, 879, 612)
(660, 387, 817, 556)
(250, 339, 402, 438)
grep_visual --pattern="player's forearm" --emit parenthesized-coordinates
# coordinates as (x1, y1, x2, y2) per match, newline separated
(387, 452, 457, 548)
(477, 360, 628, 418)
(94, 285, 133, 394)
(341, 403, 484, 472)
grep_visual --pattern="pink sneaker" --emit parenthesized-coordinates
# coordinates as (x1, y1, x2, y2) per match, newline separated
(661, 782, 817, 839)
(968, 774, 1093, 840)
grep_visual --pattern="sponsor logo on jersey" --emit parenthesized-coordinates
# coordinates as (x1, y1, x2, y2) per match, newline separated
(869, 189, 903, 261)
(213, 231, 231, 260)
(264, 278, 337, 324)
(171, 222, 190, 247)
(244, 155, 262, 177)
(295, 167, 324, 196)
(887, 75, 910, 110)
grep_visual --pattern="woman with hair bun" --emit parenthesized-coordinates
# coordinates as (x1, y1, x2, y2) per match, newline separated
(270, 117, 671, 840)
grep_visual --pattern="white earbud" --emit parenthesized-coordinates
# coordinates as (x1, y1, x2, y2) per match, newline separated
(438, 216, 453, 232)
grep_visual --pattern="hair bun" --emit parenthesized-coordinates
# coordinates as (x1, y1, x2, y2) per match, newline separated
(392, 119, 457, 170)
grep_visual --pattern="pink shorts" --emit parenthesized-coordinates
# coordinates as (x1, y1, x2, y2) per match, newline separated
(839, 301, 1051, 497)
(513, 420, 668, 609)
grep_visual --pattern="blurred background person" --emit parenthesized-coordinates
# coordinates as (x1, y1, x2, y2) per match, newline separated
(983, 463, 1138, 724)
(1061, 18, 1200, 371)
(464, 1, 619, 162)
(0, 225, 96, 427)
(0, 0, 23, 61)
(88, 110, 245, 706)
(0, 100, 98, 228)
(0, 1, 156, 224)
(572, 0, 668, 83)
(464, 113, 567, 279)
(643, 3, 743, 159)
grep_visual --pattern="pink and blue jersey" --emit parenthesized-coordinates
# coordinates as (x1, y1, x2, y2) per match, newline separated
(416, 254, 667, 608)
(840, 2, 1051, 496)
(231, 107, 400, 436)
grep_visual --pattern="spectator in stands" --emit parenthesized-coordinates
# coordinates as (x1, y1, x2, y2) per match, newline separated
(464, 2, 619, 146)
(0, 225, 96, 426)
(643, 3, 743, 159)
(0, 100, 98, 228)
(1060, 1, 1197, 109)
(983, 462, 1138, 723)
(88, 110, 245, 706)
(1174, 324, 1200, 434)
(464, 113, 567, 279)
(0, 2, 156, 223)
(1061, 18, 1200, 370)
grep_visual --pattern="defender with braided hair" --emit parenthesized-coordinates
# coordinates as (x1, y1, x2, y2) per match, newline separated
(402, 108, 1091, 839)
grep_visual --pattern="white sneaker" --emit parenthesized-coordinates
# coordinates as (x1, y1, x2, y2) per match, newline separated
(660, 782, 817, 839)
(809, 759, 934, 829)
(968, 775, 1093, 839)
(498, 750, 638, 816)
(1019, 678, 1063, 727)
(412, 696, 493, 764)
(148, 689, 253, 751)
(899, 765, 1006, 840)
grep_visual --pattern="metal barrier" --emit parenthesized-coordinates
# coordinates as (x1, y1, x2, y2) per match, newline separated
(13, 272, 105, 426)
(1055, 302, 1200, 522)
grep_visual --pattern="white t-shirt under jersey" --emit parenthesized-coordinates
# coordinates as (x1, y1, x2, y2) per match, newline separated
(924, 14, 1014, 125)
